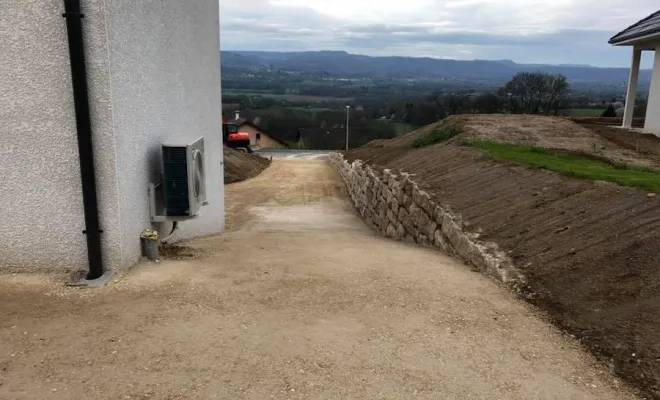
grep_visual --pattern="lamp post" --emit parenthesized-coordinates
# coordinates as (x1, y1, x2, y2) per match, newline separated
(345, 105, 351, 151)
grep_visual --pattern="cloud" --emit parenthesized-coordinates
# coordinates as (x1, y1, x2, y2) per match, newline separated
(219, 0, 659, 66)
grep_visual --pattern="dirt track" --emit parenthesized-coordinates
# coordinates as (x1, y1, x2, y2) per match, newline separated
(0, 160, 636, 399)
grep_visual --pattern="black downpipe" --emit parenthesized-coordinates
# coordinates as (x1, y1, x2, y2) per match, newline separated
(62, 0, 104, 280)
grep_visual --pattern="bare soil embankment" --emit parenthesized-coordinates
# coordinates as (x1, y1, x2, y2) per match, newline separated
(223, 147, 271, 184)
(574, 119, 660, 163)
(346, 115, 660, 399)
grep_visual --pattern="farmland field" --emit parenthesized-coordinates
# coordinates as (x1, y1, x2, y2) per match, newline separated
(391, 122, 419, 136)
(290, 106, 337, 113)
(376, 120, 419, 136)
(224, 91, 354, 103)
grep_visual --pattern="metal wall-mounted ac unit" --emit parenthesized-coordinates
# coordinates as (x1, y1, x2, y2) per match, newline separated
(161, 137, 206, 217)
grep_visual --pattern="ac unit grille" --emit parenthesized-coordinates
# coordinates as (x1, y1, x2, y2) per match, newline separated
(162, 146, 190, 216)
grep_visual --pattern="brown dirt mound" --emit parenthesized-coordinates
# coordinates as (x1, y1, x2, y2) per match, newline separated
(574, 120, 660, 163)
(368, 117, 464, 148)
(572, 117, 645, 128)
(462, 115, 660, 169)
(378, 115, 660, 170)
(344, 115, 660, 399)
(224, 147, 271, 184)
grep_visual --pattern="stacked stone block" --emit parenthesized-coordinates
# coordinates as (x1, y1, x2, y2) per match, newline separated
(329, 153, 525, 287)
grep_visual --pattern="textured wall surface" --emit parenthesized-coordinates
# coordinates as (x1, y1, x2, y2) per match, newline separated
(0, 0, 224, 272)
(0, 0, 123, 271)
(103, 0, 224, 267)
(329, 153, 524, 287)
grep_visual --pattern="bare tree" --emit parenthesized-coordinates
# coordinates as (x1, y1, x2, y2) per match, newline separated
(501, 72, 569, 115)
(472, 93, 504, 114)
(427, 91, 473, 117)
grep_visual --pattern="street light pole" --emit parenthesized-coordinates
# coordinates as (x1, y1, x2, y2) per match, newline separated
(345, 105, 350, 151)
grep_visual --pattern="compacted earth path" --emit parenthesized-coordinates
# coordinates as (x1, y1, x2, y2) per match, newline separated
(0, 159, 636, 399)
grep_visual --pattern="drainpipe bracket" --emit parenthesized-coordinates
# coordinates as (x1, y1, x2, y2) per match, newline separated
(62, 12, 84, 18)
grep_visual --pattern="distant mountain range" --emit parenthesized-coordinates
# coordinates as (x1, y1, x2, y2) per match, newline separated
(221, 50, 651, 85)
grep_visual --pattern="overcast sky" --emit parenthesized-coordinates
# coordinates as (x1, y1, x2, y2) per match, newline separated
(218, 0, 658, 67)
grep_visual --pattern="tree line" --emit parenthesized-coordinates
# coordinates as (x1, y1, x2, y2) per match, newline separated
(225, 71, 646, 149)
(398, 71, 571, 127)
(238, 108, 397, 148)
(227, 72, 573, 148)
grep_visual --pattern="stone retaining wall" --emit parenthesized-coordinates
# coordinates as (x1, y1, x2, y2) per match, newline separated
(329, 153, 525, 288)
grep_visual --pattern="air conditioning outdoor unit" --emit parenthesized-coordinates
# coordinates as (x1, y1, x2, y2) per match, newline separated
(161, 137, 206, 217)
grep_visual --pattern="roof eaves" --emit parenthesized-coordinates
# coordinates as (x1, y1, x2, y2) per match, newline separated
(609, 10, 660, 44)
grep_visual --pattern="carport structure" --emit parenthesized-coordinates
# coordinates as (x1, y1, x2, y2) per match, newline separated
(610, 10, 660, 134)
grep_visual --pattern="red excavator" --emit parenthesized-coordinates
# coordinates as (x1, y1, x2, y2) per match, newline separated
(222, 115, 253, 153)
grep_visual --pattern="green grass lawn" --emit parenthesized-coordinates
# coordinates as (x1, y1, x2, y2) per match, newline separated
(568, 108, 606, 117)
(466, 141, 660, 192)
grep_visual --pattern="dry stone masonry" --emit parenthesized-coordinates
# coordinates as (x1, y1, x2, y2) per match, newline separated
(329, 153, 525, 288)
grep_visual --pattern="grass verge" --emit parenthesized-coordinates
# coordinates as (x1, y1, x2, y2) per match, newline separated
(412, 119, 464, 148)
(466, 141, 660, 192)
(567, 108, 606, 117)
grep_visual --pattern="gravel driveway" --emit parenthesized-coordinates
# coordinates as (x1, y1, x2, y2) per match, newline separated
(0, 159, 636, 399)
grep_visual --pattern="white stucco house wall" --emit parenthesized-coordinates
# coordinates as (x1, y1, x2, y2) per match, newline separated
(0, 0, 224, 278)
(610, 9, 660, 134)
